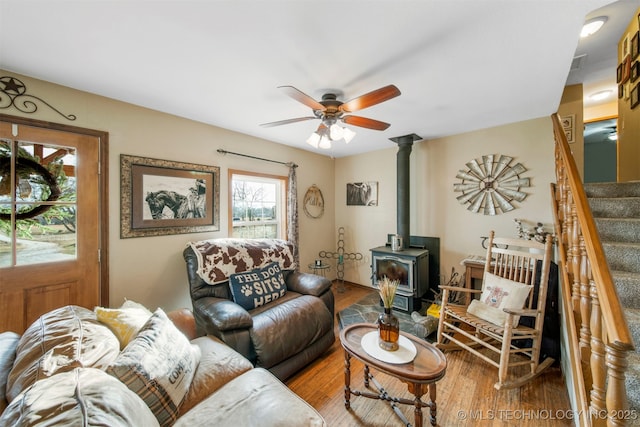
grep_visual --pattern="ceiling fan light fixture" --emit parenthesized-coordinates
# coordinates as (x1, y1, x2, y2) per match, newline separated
(581, 16, 607, 38)
(318, 135, 332, 149)
(306, 132, 320, 148)
(342, 127, 356, 144)
(329, 123, 344, 140)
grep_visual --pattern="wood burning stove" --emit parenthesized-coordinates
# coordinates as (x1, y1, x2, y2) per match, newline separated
(373, 133, 440, 313)
(371, 245, 429, 313)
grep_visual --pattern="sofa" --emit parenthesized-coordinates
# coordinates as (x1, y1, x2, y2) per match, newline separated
(183, 238, 335, 381)
(0, 304, 326, 426)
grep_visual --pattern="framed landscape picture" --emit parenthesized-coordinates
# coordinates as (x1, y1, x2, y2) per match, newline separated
(120, 154, 220, 238)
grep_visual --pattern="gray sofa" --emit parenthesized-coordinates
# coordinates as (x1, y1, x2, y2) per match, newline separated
(183, 238, 335, 381)
(0, 305, 326, 426)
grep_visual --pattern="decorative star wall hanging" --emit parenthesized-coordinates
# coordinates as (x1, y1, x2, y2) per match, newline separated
(0, 76, 76, 121)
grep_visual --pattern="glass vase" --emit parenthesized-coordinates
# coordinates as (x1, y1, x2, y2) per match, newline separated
(377, 307, 400, 351)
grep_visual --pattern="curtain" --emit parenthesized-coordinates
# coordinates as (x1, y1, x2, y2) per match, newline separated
(286, 163, 299, 270)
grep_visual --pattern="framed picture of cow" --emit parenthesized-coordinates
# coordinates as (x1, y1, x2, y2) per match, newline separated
(120, 154, 220, 238)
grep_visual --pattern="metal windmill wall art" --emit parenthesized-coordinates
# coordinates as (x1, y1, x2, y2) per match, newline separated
(453, 154, 531, 215)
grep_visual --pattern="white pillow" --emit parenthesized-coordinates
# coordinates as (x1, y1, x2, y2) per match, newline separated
(467, 272, 532, 327)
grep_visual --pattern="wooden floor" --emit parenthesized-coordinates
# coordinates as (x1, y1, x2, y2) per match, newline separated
(286, 282, 573, 427)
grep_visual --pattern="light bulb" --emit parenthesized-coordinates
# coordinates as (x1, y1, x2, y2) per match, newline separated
(329, 123, 344, 140)
(306, 132, 320, 148)
(318, 135, 332, 149)
(342, 127, 356, 143)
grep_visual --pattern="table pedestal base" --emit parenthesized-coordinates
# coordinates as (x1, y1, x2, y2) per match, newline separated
(343, 353, 437, 426)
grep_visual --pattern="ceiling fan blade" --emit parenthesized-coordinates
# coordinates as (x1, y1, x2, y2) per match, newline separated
(340, 85, 401, 113)
(278, 86, 325, 111)
(342, 115, 391, 130)
(260, 117, 317, 128)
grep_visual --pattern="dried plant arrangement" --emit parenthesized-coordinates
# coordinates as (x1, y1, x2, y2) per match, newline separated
(377, 276, 400, 308)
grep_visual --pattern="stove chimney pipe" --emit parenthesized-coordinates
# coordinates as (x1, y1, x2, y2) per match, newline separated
(389, 133, 421, 250)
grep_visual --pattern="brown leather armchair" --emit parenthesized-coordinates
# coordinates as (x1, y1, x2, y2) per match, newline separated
(183, 239, 335, 381)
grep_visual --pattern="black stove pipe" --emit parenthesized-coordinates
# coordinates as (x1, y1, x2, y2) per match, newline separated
(389, 133, 421, 250)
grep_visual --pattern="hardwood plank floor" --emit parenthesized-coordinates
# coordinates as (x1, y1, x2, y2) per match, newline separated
(286, 282, 573, 426)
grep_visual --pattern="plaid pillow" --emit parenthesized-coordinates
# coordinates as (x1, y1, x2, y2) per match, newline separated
(107, 308, 200, 427)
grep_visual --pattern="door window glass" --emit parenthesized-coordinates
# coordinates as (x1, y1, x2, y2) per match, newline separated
(0, 139, 77, 266)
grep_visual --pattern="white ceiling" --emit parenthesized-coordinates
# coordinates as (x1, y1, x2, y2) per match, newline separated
(1, 0, 637, 158)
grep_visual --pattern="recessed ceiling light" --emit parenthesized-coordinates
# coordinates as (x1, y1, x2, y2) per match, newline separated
(589, 90, 612, 101)
(581, 16, 607, 38)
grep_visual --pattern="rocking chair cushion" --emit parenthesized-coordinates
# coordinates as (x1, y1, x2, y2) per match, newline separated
(467, 272, 531, 327)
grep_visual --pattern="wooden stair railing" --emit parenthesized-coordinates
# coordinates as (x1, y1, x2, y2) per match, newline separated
(550, 113, 635, 427)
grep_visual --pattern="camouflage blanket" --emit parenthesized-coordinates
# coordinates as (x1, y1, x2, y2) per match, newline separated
(187, 238, 296, 285)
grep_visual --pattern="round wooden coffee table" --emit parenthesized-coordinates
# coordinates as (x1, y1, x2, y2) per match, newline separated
(340, 323, 447, 427)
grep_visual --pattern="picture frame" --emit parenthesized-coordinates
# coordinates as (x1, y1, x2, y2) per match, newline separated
(617, 63, 623, 83)
(621, 55, 632, 84)
(632, 31, 640, 61)
(346, 181, 378, 206)
(632, 61, 640, 83)
(120, 154, 220, 238)
(623, 34, 630, 57)
(560, 114, 575, 144)
(631, 84, 640, 110)
(619, 83, 625, 99)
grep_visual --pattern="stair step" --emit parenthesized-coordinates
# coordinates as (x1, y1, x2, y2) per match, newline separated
(590, 197, 640, 218)
(596, 218, 640, 243)
(613, 271, 640, 308)
(585, 182, 640, 198)
(627, 348, 640, 412)
(603, 242, 640, 274)
(623, 307, 640, 412)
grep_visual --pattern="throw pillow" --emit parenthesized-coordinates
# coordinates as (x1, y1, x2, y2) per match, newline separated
(467, 272, 532, 327)
(0, 368, 159, 427)
(95, 299, 153, 349)
(228, 262, 287, 310)
(107, 308, 201, 427)
(0, 332, 20, 414)
(6, 305, 120, 403)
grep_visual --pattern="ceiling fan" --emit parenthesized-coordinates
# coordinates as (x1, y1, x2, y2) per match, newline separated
(260, 85, 401, 149)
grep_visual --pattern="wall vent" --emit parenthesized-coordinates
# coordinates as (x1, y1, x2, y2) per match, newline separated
(571, 54, 587, 71)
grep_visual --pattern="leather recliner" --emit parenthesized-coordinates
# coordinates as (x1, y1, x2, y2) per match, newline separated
(183, 242, 335, 381)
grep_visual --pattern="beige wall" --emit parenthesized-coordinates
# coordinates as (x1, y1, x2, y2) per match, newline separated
(335, 117, 556, 289)
(0, 70, 336, 311)
(1, 70, 559, 306)
(584, 100, 617, 122)
(617, 7, 640, 182)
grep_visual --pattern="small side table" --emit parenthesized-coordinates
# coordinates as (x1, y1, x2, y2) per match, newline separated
(308, 263, 330, 277)
(340, 323, 447, 426)
(463, 259, 485, 305)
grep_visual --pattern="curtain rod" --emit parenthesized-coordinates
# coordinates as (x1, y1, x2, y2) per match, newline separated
(217, 149, 297, 168)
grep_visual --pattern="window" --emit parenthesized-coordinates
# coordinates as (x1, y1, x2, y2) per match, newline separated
(228, 170, 287, 239)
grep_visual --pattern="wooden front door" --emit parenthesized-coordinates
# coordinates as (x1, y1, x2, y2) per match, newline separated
(0, 119, 106, 333)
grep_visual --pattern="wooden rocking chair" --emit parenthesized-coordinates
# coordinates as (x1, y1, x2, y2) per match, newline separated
(436, 230, 554, 390)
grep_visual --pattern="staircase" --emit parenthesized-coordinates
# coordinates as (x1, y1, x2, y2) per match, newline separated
(585, 181, 640, 411)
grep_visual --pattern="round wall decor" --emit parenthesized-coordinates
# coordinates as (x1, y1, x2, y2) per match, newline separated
(303, 184, 324, 219)
(453, 154, 530, 215)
